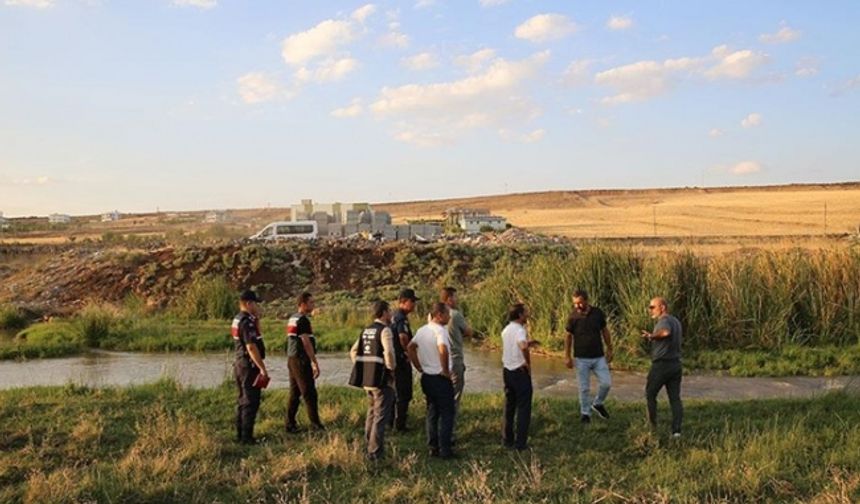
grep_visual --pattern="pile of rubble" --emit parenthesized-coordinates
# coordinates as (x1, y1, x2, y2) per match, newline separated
(441, 227, 569, 247)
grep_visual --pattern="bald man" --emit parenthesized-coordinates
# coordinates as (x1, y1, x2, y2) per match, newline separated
(641, 297, 683, 438)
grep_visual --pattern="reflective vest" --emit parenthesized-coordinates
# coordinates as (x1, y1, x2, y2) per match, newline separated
(231, 311, 266, 366)
(349, 322, 389, 389)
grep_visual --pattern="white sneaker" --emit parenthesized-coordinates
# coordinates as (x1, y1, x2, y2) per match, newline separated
(671, 432, 681, 439)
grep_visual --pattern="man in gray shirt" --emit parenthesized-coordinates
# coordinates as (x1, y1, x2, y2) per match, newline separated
(441, 287, 472, 443)
(641, 296, 683, 437)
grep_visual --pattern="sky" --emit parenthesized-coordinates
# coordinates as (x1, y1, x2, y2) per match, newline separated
(1, 0, 859, 217)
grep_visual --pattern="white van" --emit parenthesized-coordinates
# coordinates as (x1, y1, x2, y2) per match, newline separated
(250, 221, 318, 241)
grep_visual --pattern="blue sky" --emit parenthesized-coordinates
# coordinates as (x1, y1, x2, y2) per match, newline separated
(1, 0, 858, 216)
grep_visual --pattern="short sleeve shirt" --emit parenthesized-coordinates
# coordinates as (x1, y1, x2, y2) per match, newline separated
(565, 306, 607, 359)
(412, 322, 452, 375)
(447, 309, 467, 366)
(501, 322, 528, 370)
(651, 315, 682, 361)
(390, 309, 413, 364)
(287, 313, 315, 359)
(232, 312, 266, 364)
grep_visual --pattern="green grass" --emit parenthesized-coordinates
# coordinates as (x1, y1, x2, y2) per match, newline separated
(1, 383, 858, 503)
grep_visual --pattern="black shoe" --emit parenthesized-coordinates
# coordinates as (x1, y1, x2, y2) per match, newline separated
(439, 452, 459, 460)
(591, 404, 609, 419)
(239, 437, 258, 445)
(311, 423, 326, 431)
(285, 424, 302, 434)
(429, 448, 440, 457)
(515, 445, 530, 452)
(503, 442, 515, 450)
(580, 414, 591, 424)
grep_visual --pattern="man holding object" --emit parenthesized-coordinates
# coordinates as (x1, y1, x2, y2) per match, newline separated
(641, 296, 684, 438)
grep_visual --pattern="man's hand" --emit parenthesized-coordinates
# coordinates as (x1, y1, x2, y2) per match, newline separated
(565, 357, 574, 369)
(605, 348, 614, 364)
(641, 330, 652, 339)
(311, 361, 320, 379)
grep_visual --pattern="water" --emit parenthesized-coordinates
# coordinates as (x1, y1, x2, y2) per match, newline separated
(1, 347, 856, 401)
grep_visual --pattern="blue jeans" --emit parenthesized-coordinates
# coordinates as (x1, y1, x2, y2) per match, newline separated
(575, 357, 612, 416)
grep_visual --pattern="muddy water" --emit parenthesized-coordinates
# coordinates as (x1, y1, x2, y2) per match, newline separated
(1, 347, 857, 401)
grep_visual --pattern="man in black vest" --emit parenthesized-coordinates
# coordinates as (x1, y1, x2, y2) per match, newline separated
(232, 290, 269, 445)
(349, 300, 397, 460)
(389, 288, 419, 432)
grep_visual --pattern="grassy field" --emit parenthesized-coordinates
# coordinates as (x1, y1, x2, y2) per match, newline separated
(378, 183, 860, 239)
(0, 382, 858, 503)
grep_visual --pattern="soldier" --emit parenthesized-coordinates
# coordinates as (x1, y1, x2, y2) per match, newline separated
(231, 290, 269, 445)
(389, 288, 419, 432)
(286, 292, 324, 433)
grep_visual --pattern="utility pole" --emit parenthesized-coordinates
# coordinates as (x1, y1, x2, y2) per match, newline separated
(652, 205, 657, 237)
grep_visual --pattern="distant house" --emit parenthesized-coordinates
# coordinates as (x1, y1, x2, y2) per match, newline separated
(0, 212, 8, 229)
(101, 211, 121, 222)
(203, 210, 230, 224)
(459, 215, 508, 235)
(49, 213, 72, 224)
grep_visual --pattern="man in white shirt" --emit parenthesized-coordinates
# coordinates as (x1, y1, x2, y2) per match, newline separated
(502, 303, 536, 451)
(407, 302, 457, 459)
(349, 300, 396, 460)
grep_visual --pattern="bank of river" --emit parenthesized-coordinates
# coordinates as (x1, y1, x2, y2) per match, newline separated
(2, 346, 857, 400)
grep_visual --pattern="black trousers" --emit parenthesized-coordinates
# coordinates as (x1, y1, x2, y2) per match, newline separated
(234, 362, 261, 442)
(646, 359, 683, 434)
(287, 356, 321, 428)
(391, 360, 413, 430)
(420, 373, 455, 456)
(503, 367, 532, 449)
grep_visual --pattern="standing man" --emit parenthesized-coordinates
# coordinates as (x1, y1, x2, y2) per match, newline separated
(502, 303, 537, 451)
(286, 292, 324, 433)
(407, 302, 457, 459)
(564, 289, 613, 424)
(440, 286, 473, 442)
(390, 288, 419, 432)
(349, 300, 397, 460)
(641, 296, 683, 438)
(231, 290, 269, 445)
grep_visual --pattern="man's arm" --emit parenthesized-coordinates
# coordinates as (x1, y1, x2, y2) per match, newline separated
(457, 312, 474, 338)
(300, 335, 320, 378)
(349, 338, 359, 363)
(602, 327, 614, 363)
(381, 328, 396, 371)
(641, 320, 671, 340)
(518, 340, 531, 373)
(407, 340, 423, 373)
(564, 331, 573, 368)
(246, 342, 267, 376)
(438, 344, 451, 378)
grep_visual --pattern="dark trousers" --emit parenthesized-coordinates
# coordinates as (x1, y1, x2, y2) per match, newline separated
(365, 385, 395, 458)
(503, 367, 533, 449)
(646, 359, 683, 434)
(234, 362, 261, 442)
(287, 356, 321, 428)
(390, 361, 413, 430)
(420, 373, 455, 456)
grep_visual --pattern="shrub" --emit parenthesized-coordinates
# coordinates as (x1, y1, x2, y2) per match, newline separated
(0, 304, 29, 332)
(76, 303, 121, 347)
(173, 276, 237, 320)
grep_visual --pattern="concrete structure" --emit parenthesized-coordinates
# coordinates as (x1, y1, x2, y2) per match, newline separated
(48, 214, 72, 224)
(0, 212, 8, 229)
(203, 210, 230, 224)
(291, 200, 375, 224)
(444, 208, 489, 228)
(459, 215, 508, 235)
(101, 211, 121, 222)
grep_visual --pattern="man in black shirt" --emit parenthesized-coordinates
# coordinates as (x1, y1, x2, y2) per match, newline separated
(232, 290, 269, 444)
(564, 289, 613, 424)
(286, 291, 324, 432)
(389, 288, 419, 432)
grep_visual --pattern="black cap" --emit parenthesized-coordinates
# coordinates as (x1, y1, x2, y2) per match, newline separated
(398, 288, 420, 302)
(240, 290, 262, 303)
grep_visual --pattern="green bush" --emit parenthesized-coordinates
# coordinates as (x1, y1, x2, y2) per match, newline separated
(0, 304, 29, 332)
(173, 276, 237, 320)
(76, 303, 120, 347)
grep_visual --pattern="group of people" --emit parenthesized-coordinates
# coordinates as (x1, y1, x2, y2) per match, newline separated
(230, 286, 685, 459)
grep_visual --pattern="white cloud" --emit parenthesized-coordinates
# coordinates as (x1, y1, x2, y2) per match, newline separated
(414, 0, 436, 8)
(594, 57, 702, 105)
(795, 57, 819, 77)
(378, 30, 410, 49)
(829, 75, 860, 97)
(515, 13, 577, 43)
(500, 128, 546, 143)
(295, 57, 359, 83)
(479, 0, 508, 6)
(402, 52, 439, 71)
(281, 19, 356, 66)
(760, 24, 801, 44)
(4, 0, 54, 8)
(562, 59, 593, 86)
(331, 99, 363, 118)
(704, 45, 768, 80)
(730, 161, 763, 175)
(709, 128, 724, 138)
(607, 15, 633, 31)
(237, 73, 291, 104)
(173, 0, 216, 8)
(454, 48, 496, 73)
(370, 51, 549, 146)
(741, 112, 763, 128)
(351, 4, 376, 23)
